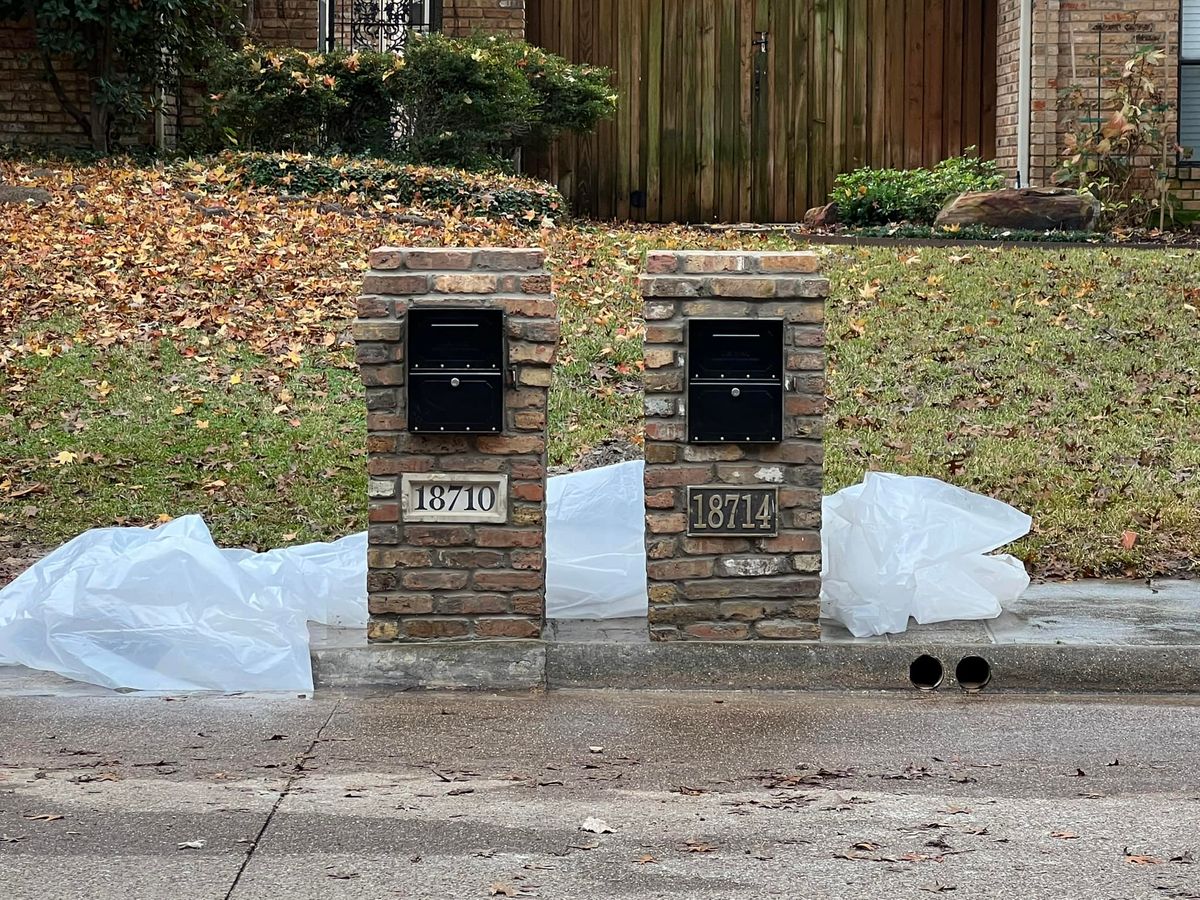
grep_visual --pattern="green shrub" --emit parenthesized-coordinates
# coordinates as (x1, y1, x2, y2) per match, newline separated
(204, 45, 407, 155)
(203, 34, 617, 171)
(831, 151, 1004, 226)
(203, 152, 564, 224)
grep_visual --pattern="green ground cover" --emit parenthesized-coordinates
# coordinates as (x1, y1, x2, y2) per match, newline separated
(3, 158, 1200, 578)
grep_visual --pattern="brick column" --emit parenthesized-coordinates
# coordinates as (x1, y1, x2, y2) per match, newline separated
(639, 250, 827, 642)
(355, 247, 556, 643)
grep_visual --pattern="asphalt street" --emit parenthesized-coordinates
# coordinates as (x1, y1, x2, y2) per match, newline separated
(1, 688, 1198, 899)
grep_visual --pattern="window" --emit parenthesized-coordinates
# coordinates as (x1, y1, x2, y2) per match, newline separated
(321, 0, 442, 54)
(1183, 0, 1200, 162)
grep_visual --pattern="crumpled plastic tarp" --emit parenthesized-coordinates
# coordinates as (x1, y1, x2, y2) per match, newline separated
(820, 472, 1032, 637)
(545, 460, 647, 620)
(0, 516, 366, 692)
(0, 464, 1031, 690)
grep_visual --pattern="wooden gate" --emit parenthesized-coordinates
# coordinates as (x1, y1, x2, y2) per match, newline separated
(525, 0, 997, 223)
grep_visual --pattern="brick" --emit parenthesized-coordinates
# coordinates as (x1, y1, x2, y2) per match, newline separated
(404, 526, 472, 546)
(475, 617, 541, 638)
(511, 550, 543, 570)
(678, 252, 750, 274)
(368, 247, 407, 269)
(644, 300, 677, 320)
(518, 367, 553, 387)
(519, 274, 553, 293)
(368, 548, 432, 568)
(367, 619, 401, 641)
(646, 513, 687, 534)
(681, 445, 744, 462)
(477, 528, 542, 548)
(644, 443, 678, 464)
(511, 506, 544, 526)
(432, 273, 497, 293)
(682, 537, 750, 555)
(644, 465, 712, 488)
(683, 622, 750, 640)
(648, 583, 678, 604)
(645, 397, 676, 418)
(477, 434, 545, 454)
(476, 248, 543, 270)
(760, 532, 820, 553)
(756, 252, 821, 273)
(509, 342, 556, 364)
(512, 482, 544, 501)
(402, 570, 469, 590)
(514, 410, 547, 431)
(436, 593, 508, 614)
(717, 601, 769, 620)
(511, 593, 544, 615)
(645, 323, 684, 343)
(369, 594, 435, 615)
(681, 577, 820, 600)
(403, 249, 474, 270)
(356, 343, 391, 365)
(709, 277, 776, 298)
(361, 273, 429, 294)
(644, 251, 678, 273)
(404, 618, 470, 639)
(644, 371, 684, 393)
(368, 503, 399, 523)
(755, 619, 820, 640)
(645, 488, 676, 509)
(440, 549, 505, 568)
(649, 602, 719, 625)
(716, 556, 790, 577)
(645, 417, 686, 443)
(638, 276, 701, 297)
(508, 319, 560, 342)
(360, 365, 404, 386)
(356, 296, 390, 318)
(647, 538, 677, 560)
(644, 347, 675, 368)
(498, 297, 557, 317)
(647, 558, 714, 580)
(473, 570, 543, 590)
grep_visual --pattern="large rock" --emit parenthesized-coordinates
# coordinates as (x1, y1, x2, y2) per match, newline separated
(0, 185, 52, 207)
(803, 201, 840, 227)
(935, 187, 1099, 231)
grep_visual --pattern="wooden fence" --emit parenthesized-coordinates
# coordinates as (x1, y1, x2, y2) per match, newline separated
(525, 0, 998, 223)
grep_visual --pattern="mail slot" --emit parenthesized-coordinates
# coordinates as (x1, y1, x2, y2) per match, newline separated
(687, 318, 782, 443)
(407, 308, 505, 433)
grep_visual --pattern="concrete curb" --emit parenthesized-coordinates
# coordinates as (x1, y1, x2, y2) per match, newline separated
(312, 640, 545, 690)
(545, 641, 1200, 693)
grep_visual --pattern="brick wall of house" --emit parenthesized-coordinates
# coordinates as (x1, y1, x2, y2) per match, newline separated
(995, 0, 1200, 207)
(0, 19, 94, 148)
(442, 0, 526, 38)
(1, 0, 524, 150)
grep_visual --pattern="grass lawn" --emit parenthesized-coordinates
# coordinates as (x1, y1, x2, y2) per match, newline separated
(3, 157, 1200, 578)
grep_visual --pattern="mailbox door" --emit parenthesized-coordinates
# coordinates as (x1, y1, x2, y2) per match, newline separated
(408, 374, 504, 433)
(408, 308, 504, 371)
(687, 382, 782, 443)
(687, 319, 783, 382)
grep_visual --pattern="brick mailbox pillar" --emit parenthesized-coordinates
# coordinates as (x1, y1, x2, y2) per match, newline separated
(639, 250, 827, 641)
(355, 247, 557, 643)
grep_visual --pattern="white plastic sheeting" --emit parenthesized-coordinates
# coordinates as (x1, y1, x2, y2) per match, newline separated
(820, 472, 1032, 637)
(545, 460, 647, 620)
(0, 464, 1032, 690)
(0, 516, 365, 692)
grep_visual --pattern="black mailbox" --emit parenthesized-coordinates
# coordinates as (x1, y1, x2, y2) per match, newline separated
(407, 308, 505, 433)
(687, 318, 783, 443)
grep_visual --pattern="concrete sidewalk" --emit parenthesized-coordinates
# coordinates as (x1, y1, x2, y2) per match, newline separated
(2, 689, 1199, 899)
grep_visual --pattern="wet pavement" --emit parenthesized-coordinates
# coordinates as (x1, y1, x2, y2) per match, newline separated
(2, 688, 1199, 899)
